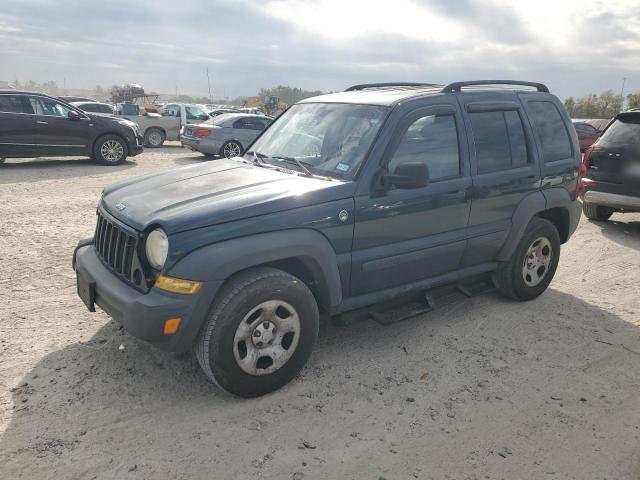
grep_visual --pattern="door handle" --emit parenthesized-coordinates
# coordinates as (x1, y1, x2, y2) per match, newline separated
(36, 121, 48, 125)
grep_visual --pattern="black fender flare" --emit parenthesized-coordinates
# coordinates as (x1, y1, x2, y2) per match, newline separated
(167, 229, 343, 308)
(542, 187, 582, 239)
(496, 191, 546, 261)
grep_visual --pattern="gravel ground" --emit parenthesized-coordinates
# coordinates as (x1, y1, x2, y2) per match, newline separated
(1, 144, 639, 480)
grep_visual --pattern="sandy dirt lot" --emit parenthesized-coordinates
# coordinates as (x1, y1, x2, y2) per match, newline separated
(1, 144, 639, 480)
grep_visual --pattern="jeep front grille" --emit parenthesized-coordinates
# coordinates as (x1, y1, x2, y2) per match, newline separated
(94, 208, 145, 289)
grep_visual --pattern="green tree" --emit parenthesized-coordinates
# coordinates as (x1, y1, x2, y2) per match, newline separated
(627, 92, 640, 110)
(564, 90, 622, 118)
(563, 97, 576, 116)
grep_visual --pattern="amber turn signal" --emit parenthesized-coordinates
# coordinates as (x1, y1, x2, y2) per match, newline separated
(163, 318, 181, 335)
(154, 275, 203, 295)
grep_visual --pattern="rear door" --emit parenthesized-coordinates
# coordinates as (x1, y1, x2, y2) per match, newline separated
(0, 93, 40, 157)
(587, 113, 640, 195)
(28, 95, 92, 156)
(459, 92, 541, 266)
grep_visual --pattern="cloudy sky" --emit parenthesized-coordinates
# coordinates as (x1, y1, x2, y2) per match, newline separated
(1, 0, 639, 100)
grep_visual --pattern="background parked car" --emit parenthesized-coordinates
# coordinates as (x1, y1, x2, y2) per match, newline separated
(578, 110, 640, 221)
(573, 120, 601, 151)
(208, 108, 238, 117)
(116, 102, 211, 148)
(0, 90, 143, 165)
(181, 113, 272, 158)
(71, 101, 116, 116)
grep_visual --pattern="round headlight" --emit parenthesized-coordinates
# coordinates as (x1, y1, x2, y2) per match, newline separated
(145, 228, 168, 270)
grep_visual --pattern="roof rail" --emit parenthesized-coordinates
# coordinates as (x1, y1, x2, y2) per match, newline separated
(345, 82, 441, 92)
(441, 80, 549, 93)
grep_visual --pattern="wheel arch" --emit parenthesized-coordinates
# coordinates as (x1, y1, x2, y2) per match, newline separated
(219, 139, 244, 155)
(145, 126, 167, 137)
(167, 229, 343, 312)
(498, 188, 581, 261)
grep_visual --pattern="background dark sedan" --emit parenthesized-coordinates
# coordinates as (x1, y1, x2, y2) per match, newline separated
(572, 118, 610, 152)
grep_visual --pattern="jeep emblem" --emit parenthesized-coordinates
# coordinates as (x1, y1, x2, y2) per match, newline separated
(338, 209, 349, 222)
(115, 203, 126, 211)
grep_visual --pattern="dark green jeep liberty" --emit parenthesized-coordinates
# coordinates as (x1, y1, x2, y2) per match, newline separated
(74, 80, 582, 397)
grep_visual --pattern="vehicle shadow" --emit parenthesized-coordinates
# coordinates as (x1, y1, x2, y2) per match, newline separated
(0, 158, 137, 184)
(1, 289, 639, 478)
(593, 216, 640, 252)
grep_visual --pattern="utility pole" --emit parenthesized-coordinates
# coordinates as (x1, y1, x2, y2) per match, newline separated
(206, 67, 213, 103)
(620, 77, 627, 111)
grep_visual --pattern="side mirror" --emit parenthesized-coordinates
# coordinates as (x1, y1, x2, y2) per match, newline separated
(382, 162, 429, 189)
(68, 110, 81, 120)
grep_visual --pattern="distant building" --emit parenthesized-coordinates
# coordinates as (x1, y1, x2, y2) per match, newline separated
(0, 81, 15, 89)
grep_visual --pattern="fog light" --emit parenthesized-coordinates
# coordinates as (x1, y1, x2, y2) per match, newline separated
(163, 318, 181, 335)
(155, 275, 203, 295)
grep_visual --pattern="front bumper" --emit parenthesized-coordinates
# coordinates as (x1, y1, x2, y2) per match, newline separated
(584, 190, 640, 212)
(129, 134, 144, 156)
(73, 241, 221, 352)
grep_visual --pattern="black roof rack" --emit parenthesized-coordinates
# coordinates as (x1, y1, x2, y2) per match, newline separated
(345, 82, 441, 92)
(441, 80, 549, 93)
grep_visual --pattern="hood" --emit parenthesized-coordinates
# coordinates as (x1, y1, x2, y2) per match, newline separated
(101, 160, 354, 234)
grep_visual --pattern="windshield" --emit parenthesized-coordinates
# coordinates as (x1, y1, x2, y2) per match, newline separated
(185, 105, 210, 121)
(246, 102, 388, 179)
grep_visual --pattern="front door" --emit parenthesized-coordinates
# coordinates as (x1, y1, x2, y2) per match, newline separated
(350, 101, 472, 295)
(27, 96, 91, 156)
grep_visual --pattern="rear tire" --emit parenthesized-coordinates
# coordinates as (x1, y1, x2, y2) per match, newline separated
(496, 218, 561, 301)
(93, 135, 128, 165)
(144, 128, 165, 148)
(583, 202, 613, 221)
(195, 267, 319, 397)
(220, 140, 242, 159)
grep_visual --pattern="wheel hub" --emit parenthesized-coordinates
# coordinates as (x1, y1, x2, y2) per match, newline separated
(522, 236, 552, 287)
(233, 300, 301, 376)
(251, 320, 276, 348)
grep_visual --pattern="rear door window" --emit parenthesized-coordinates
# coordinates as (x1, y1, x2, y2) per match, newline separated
(600, 115, 640, 144)
(528, 101, 572, 162)
(0, 95, 28, 113)
(469, 110, 529, 173)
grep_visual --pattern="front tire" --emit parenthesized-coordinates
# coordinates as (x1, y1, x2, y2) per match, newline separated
(220, 140, 242, 159)
(144, 128, 165, 148)
(195, 267, 319, 397)
(583, 202, 613, 221)
(93, 135, 128, 165)
(496, 218, 561, 301)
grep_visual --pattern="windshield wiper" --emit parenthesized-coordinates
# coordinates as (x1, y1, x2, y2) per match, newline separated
(246, 151, 332, 180)
(270, 156, 314, 177)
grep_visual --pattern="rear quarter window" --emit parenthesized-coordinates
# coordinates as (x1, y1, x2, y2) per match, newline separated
(0, 95, 27, 113)
(601, 115, 640, 144)
(528, 101, 573, 162)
